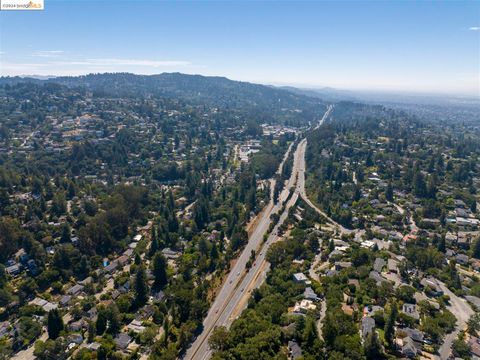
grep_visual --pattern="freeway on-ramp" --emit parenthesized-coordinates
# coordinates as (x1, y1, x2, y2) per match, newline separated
(184, 106, 333, 360)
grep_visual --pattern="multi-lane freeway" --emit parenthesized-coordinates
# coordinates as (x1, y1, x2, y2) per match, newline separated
(296, 140, 351, 235)
(314, 104, 334, 130)
(184, 106, 333, 360)
(184, 102, 473, 360)
(184, 140, 301, 360)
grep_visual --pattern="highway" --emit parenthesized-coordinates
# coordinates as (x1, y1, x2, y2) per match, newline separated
(298, 161, 351, 235)
(184, 106, 333, 360)
(297, 104, 355, 235)
(185, 102, 474, 360)
(296, 139, 351, 235)
(314, 104, 334, 130)
(184, 138, 303, 360)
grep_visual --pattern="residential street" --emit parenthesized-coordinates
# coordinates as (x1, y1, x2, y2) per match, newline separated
(184, 107, 333, 360)
(184, 135, 303, 360)
(436, 281, 474, 360)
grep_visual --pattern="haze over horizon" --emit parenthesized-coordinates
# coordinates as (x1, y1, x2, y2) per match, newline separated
(1, 3, 480, 360)
(0, 1, 479, 97)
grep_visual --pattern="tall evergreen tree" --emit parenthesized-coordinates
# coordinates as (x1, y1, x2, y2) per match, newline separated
(79, 255, 90, 278)
(210, 242, 219, 261)
(67, 181, 76, 199)
(149, 226, 159, 258)
(163, 317, 170, 346)
(385, 182, 393, 202)
(384, 301, 397, 348)
(47, 309, 64, 339)
(60, 223, 71, 243)
(107, 303, 121, 335)
(152, 252, 168, 290)
(273, 179, 282, 204)
(135, 265, 149, 306)
(437, 234, 446, 253)
(364, 332, 384, 359)
(427, 176, 437, 199)
(353, 185, 362, 201)
(413, 170, 426, 197)
(134, 252, 141, 265)
(473, 237, 480, 259)
(97, 346, 107, 360)
(167, 190, 175, 210)
(303, 316, 318, 349)
(96, 307, 108, 335)
(87, 321, 95, 343)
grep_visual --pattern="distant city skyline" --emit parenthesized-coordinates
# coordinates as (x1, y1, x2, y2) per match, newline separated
(0, 0, 479, 96)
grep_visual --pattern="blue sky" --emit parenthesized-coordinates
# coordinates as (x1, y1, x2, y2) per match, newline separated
(0, 0, 479, 95)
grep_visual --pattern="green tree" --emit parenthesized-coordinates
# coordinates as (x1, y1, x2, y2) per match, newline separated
(17, 316, 42, 346)
(60, 223, 71, 243)
(152, 252, 168, 290)
(328, 239, 335, 252)
(193, 196, 210, 229)
(95, 307, 108, 335)
(78, 255, 90, 278)
(467, 313, 480, 336)
(384, 301, 397, 348)
(87, 321, 95, 343)
(149, 226, 159, 257)
(67, 181, 76, 199)
(134, 253, 141, 265)
(0, 217, 22, 262)
(452, 331, 471, 359)
(473, 237, 480, 259)
(135, 266, 149, 307)
(97, 346, 108, 360)
(47, 309, 64, 339)
(209, 326, 230, 351)
(163, 317, 170, 346)
(303, 316, 318, 349)
(364, 332, 384, 360)
(385, 182, 393, 202)
(413, 170, 426, 197)
(210, 243, 219, 268)
(107, 303, 121, 335)
(438, 234, 446, 253)
(0, 337, 12, 359)
(51, 192, 67, 216)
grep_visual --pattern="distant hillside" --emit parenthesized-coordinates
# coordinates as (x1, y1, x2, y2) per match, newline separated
(279, 86, 357, 102)
(0, 72, 327, 125)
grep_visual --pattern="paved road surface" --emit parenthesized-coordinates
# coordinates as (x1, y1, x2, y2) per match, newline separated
(12, 313, 72, 360)
(314, 104, 334, 130)
(184, 136, 305, 360)
(299, 104, 355, 236)
(184, 106, 334, 360)
(390, 201, 419, 233)
(296, 139, 351, 235)
(436, 281, 473, 360)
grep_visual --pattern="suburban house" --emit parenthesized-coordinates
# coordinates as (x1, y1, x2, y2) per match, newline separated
(287, 340, 302, 360)
(293, 273, 310, 285)
(361, 316, 375, 341)
(373, 258, 386, 273)
(401, 303, 420, 320)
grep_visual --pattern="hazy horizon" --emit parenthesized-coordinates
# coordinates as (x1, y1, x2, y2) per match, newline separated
(2, 71, 478, 100)
(0, 1, 479, 97)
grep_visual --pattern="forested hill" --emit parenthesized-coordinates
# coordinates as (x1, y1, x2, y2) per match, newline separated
(0, 73, 327, 125)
